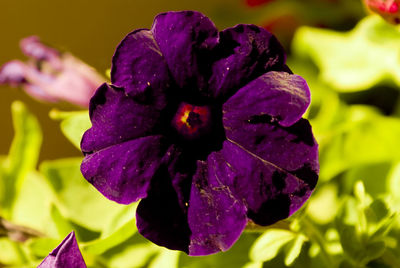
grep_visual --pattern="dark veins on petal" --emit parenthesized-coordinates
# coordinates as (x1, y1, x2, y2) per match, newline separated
(222, 70, 318, 187)
(219, 141, 314, 225)
(187, 159, 247, 256)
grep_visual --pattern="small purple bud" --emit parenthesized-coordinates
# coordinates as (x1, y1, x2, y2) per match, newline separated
(38, 232, 86, 268)
(0, 36, 105, 107)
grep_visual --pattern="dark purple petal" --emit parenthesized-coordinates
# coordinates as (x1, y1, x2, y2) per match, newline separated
(208, 24, 286, 99)
(136, 164, 191, 253)
(38, 232, 86, 268)
(219, 141, 314, 225)
(81, 136, 167, 204)
(187, 157, 247, 256)
(164, 146, 197, 212)
(81, 83, 165, 153)
(223, 86, 318, 180)
(223, 71, 310, 127)
(151, 11, 218, 90)
(111, 29, 172, 98)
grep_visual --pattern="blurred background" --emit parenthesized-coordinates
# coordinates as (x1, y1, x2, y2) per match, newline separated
(3, 0, 400, 267)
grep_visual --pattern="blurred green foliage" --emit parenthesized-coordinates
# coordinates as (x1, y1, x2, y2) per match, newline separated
(2, 1, 400, 268)
(293, 15, 400, 92)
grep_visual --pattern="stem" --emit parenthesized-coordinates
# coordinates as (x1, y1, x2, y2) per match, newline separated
(10, 241, 29, 264)
(381, 250, 400, 268)
(301, 215, 335, 268)
(0, 217, 44, 242)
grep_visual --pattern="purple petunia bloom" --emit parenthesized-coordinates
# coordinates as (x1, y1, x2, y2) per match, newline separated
(38, 232, 86, 268)
(80, 11, 318, 256)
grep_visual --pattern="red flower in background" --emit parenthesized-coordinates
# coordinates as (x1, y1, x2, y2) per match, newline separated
(364, 0, 400, 24)
(245, 0, 275, 7)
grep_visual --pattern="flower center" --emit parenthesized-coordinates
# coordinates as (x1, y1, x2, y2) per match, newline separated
(172, 102, 212, 139)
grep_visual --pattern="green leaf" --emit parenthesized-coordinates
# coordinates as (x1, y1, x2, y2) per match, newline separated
(366, 199, 390, 224)
(1, 101, 42, 215)
(361, 241, 386, 265)
(337, 200, 388, 265)
(354, 181, 366, 205)
(28, 237, 60, 258)
(10, 171, 56, 236)
(179, 232, 258, 268)
(318, 106, 400, 180)
(287, 58, 400, 182)
(338, 225, 363, 263)
(83, 219, 136, 255)
(284, 235, 306, 266)
(40, 158, 134, 233)
(242, 262, 263, 268)
(107, 243, 159, 268)
(370, 213, 397, 240)
(49, 110, 90, 149)
(148, 250, 179, 268)
(100, 203, 137, 238)
(387, 162, 400, 201)
(343, 163, 392, 197)
(293, 15, 400, 91)
(50, 205, 74, 239)
(249, 229, 295, 262)
(0, 237, 29, 266)
(306, 183, 340, 224)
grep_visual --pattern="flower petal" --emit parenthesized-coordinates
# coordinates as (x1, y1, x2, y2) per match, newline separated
(223, 83, 318, 182)
(164, 146, 197, 212)
(20, 36, 63, 70)
(187, 157, 247, 256)
(220, 141, 314, 225)
(0, 60, 59, 102)
(111, 29, 171, 98)
(38, 232, 86, 268)
(81, 135, 167, 204)
(151, 11, 218, 90)
(81, 83, 165, 153)
(209, 24, 286, 99)
(136, 164, 191, 253)
(223, 118, 318, 189)
(223, 71, 310, 127)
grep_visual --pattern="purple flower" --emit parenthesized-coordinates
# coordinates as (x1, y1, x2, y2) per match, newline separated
(80, 11, 318, 256)
(38, 232, 86, 268)
(0, 36, 104, 107)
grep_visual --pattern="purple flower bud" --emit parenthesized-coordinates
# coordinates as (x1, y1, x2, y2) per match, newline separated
(38, 232, 86, 268)
(0, 36, 105, 107)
